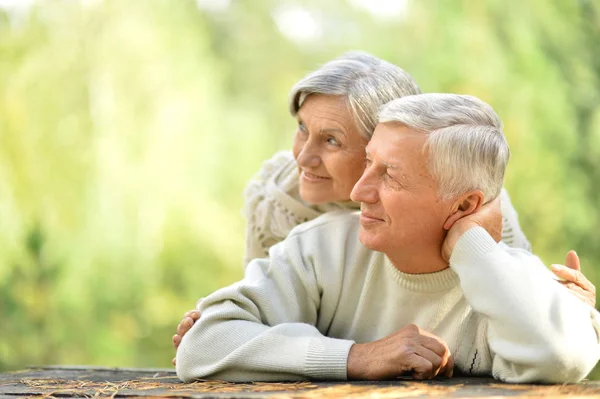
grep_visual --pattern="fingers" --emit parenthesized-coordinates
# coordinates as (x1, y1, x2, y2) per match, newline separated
(184, 310, 201, 321)
(173, 310, 201, 359)
(419, 334, 448, 357)
(408, 353, 436, 380)
(445, 353, 454, 378)
(564, 250, 581, 271)
(552, 257, 596, 308)
(172, 357, 177, 366)
(172, 333, 182, 349)
(351, 324, 455, 380)
(409, 350, 453, 380)
(551, 264, 579, 283)
(552, 264, 595, 293)
(177, 316, 195, 336)
(413, 347, 442, 378)
(415, 331, 452, 379)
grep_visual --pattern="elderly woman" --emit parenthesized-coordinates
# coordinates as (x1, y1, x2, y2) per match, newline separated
(172, 53, 595, 361)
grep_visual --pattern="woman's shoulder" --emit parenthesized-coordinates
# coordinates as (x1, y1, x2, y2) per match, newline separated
(249, 150, 297, 187)
(242, 150, 316, 219)
(499, 187, 532, 251)
(242, 150, 299, 208)
(242, 150, 321, 265)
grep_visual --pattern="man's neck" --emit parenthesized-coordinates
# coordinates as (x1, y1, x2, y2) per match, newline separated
(385, 249, 449, 274)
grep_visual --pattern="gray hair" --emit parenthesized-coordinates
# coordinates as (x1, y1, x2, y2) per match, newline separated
(379, 93, 510, 202)
(289, 51, 421, 139)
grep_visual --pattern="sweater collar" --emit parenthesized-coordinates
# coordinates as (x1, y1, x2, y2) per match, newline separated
(384, 255, 460, 292)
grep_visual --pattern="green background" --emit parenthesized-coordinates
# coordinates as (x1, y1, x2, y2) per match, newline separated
(1, 0, 599, 377)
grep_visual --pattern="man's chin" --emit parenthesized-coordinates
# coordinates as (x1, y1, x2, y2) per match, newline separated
(358, 229, 382, 251)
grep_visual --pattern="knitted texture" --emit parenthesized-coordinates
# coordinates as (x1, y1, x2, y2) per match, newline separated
(177, 212, 600, 383)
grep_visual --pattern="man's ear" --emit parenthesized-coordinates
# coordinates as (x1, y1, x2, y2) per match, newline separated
(443, 190, 485, 231)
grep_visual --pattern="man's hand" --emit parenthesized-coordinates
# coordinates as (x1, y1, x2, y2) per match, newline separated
(552, 250, 596, 307)
(172, 309, 201, 366)
(442, 196, 502, 263)
(346, 324, 453, 380)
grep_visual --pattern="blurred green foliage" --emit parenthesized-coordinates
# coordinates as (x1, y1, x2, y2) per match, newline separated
(1, 0, 599, 377)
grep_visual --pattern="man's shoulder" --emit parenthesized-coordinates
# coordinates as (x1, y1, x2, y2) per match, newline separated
(278, 210, 374, 278)
(287, 210, 361, 239)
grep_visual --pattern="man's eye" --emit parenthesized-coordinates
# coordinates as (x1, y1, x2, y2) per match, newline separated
(298, 122, 307, 132)
(386, 172, 403, 187)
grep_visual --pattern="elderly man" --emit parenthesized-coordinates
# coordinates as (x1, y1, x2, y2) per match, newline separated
(176, 94, 600, 383)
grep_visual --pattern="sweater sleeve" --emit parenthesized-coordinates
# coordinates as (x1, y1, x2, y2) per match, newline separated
(499, 188, 531, 251)
(450, 227, 600, 383)
(175, 234, 354, 382)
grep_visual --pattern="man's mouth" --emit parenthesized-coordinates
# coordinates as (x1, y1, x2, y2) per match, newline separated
(360, 212, 385, 223)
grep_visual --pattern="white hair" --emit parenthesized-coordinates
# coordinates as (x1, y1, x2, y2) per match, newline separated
(289, 51, 421, 139)
(378, 93, 510, 202)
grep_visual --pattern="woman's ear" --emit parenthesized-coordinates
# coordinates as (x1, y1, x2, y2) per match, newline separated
(443, 190, 485, 231)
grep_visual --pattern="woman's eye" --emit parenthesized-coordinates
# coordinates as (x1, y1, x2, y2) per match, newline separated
(298, 122, 307, 133)
(327, 137, 340, 146)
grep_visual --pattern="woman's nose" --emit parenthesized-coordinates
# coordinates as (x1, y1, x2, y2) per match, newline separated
(296, 142, 321, 168)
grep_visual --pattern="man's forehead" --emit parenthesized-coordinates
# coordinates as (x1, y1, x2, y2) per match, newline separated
(367, 126, 426, 154)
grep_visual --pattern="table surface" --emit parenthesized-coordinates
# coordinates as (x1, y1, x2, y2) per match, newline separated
(2, 366, 600, 398)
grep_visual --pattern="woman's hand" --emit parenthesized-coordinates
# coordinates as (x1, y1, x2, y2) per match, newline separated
(552, 250, 596, 308)
(172, 309, 201, 366)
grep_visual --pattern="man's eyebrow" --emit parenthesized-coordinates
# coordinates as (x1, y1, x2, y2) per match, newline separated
(321, 127, 346, 137)
(365, 149, 400, 169)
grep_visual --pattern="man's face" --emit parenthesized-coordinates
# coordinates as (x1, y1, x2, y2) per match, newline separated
(350, 123, 453, 262)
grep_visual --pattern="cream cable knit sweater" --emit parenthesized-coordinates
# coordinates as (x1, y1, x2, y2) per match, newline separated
(242, 151, 530, 267)
(177, 212, 600, 383)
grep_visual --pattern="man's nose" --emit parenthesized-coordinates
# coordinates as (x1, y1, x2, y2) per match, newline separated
(350, 169, 378, 204)
(296, 140, 321, 169)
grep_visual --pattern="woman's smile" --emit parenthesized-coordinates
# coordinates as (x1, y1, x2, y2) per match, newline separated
(301, 170, 331, 182)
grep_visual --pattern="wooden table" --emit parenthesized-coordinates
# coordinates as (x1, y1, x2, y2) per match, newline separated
(2, 366, 600, 398)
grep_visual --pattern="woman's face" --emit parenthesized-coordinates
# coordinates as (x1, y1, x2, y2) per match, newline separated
(293, 94, 369, 204)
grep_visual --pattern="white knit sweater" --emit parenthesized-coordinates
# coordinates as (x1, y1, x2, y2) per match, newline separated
(177, 212, 600, 383)
(242, 151, 530, 266)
